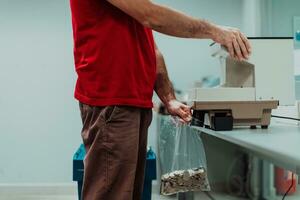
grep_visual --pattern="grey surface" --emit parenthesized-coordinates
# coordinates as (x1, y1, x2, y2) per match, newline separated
(193, 123, 300, 174)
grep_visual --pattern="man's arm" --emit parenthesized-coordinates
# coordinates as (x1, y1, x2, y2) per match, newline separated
(154, 44, 191, 123)
(106, 0, 251, 61)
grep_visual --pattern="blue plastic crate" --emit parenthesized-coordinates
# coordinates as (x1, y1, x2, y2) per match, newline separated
(73, 144, 157, 200)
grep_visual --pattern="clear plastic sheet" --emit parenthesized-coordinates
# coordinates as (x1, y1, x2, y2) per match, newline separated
(158, 115, 210, 195)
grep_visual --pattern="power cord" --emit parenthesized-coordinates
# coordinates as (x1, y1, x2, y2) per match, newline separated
(282, 173, 295, 200)
(271, 115, 300, 121)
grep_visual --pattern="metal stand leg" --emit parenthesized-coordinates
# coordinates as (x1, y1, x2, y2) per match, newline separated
(178, 192, 194, 200)
(262, 161, 276, 200)
(250, 156, 261, 200)
(249, 156, 276, 200)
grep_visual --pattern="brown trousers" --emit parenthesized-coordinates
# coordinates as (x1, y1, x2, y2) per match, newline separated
(79, 103, 152, 200)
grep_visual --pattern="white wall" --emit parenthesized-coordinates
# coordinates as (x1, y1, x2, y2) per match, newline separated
(294, 50, 300, 75)
(0, 0, 244, 184)
(271, 0, 300, 37)
(242, 0, 262, 37)
(258, 0, 300, 37)
(0, 0, 82, 183)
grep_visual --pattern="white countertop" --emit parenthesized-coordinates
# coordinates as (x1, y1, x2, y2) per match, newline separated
(193, 122, 300, 174)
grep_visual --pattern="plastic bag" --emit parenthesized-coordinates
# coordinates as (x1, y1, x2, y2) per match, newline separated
(158, 115, 210, 195)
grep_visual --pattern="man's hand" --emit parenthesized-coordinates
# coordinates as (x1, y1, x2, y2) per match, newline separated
(166, 100, 192, 123)
(212, 26, 251, 61)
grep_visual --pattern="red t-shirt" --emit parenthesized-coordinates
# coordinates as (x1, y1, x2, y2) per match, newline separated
(70, 0, 156, 108)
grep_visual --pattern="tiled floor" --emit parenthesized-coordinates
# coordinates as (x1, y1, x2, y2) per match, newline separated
(0, 193, 245, 200)
(150, 182, 300, 200)
(0, 183, 299, 200)
(150, 183, 247, 200)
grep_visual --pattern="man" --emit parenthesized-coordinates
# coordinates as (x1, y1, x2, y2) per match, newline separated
(70, 0, 251, 200)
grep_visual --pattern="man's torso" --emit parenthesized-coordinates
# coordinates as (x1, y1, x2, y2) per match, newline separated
(70, 0, 156, 108)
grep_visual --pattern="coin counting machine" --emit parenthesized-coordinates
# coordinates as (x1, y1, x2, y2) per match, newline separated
(188, 38, 295, 131)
